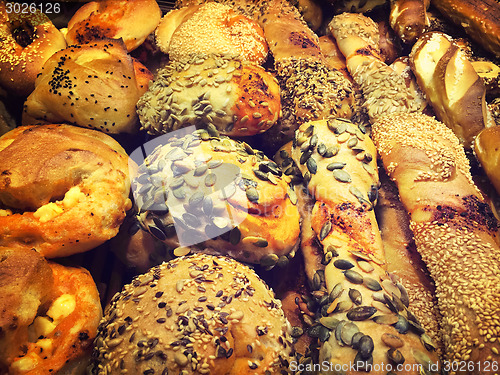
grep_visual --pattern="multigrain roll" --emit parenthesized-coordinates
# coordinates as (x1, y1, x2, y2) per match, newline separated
(89, 253, 293, 375)
(65, 0, 161, 52)
(118, 127, 300, 271)
(0, 247, 102, 375)
(0, 124, 132, 258)
(156, 2, 268, 64)
(0, 3, 67, 97)
(23, 38, 152, 134)
(137, 53, 281, 137)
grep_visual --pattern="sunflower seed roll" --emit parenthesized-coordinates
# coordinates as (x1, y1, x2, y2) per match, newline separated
(372, 112, 500, 372)
(290, 118, 440, 374)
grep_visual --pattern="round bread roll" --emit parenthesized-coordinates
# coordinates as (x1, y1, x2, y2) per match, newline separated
(0, 247, 102, 375)
(474, 126, 500, 195)
(137, 53, 281, 137)
(118, 127, 300, 271)
(89, 253, 293, 375)
(156, 2, 268, 64)
(0, 124, 132, 258)
(22, 38, 152, 134)
(65, 0, 161, 52)
(0, 3, 67, 96)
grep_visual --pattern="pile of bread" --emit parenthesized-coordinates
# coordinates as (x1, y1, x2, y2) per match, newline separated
(1, 0, 500, 374)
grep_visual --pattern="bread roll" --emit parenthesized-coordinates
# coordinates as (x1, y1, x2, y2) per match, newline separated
(137, 54, 281, 137)
(65, 0, 161, 52)
(372, 112, 500, 372)
(0, 4, 67, 96)
(474, 126, 500, 196)
(23, 39, 151, 134)
(410, 31, 495, 148)
(88, 254, 293, 375)
(0, 124, 131, 258)
(389, 0, 430, 44)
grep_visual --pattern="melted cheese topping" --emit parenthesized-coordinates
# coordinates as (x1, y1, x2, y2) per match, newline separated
(47, 294, 76, 322)
(33, 186, 84, 222)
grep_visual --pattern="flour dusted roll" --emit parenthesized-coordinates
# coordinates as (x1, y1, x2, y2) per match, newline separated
(23, 39, 151, 134)
(89, 253, 293, 375)
(373, 112, 500, 373)
(137, 54, 281, 137)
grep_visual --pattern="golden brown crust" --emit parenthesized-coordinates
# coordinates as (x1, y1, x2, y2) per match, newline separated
(22, 39, 150, 134)
(137, 54, 281, 137)
(430, 0, 500, 58)
(474, 126, 500, 196)
(159, 2, 268, 64)
(410, 31, 495, 148)
(372, 112, 500, 371)
(0, 124, 131, 258)
(65, 0, 161, 52)
(291, 119, 440, 374)
(0, 4, 67, 97)
(89, 254, 293, 375)
(389, 0, 430, 44)
(126, 128, 300, 269)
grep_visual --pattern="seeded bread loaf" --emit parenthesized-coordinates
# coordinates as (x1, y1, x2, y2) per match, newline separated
(121, 127, 300, 270)
(372, 112, 500, 373)
(89, 254, 293, 375)
(136, 54, 281, 137)
(252, 0, 355, 153)
(65, 0, 161, 52)
(409, 31, 495, 148)
(328, 13, 424, 124)
(23, 39, 151, 134)
(156, 2, 268, 64)
(0, 247, 102, 374)
(290, 119, 440, 374)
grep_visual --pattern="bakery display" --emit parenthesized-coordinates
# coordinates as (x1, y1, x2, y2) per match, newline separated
(0, 124, 131, 258)
(0, 2, 67, 97)
(64, 0, 161, 52)
(1, 0, 500, 374)
(89, 253, 293, 375)
(23, 39, 152, 134)
(0, 247, 102, 374)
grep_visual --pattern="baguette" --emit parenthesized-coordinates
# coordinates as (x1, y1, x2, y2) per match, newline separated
(389, 0, 430, 44)
(290, 118, 439, 374)
(430, 0, 500, 58)
(328, 13, 423, 124)
(372, 112, 500, 372)
(409, 31, 495, 148)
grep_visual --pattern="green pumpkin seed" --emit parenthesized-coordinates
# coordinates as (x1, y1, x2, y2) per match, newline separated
(373, 314, 399, 325)
(304, 125, 314, 137)
(319, 316, 340, 330)
(229, 227, 241, 245)
(319, 221, 332, 241)
(333, 169, 351, 183)
(327, 162, 346, 171)
(317, 143, 327, 156)
(347, 137, 358, 148)
(306, 157, 317, 174)
(340, 322, 360, 346)
(334, 259, 354, 270)
(246, 187, 259, 203)
(189, 191, 204, 207)
(205, 173, 217, 187)
(260, 254, 279, 267)
(323, 145, 339, 158)
(329, 283, 343, 302)
(344, 269, 363, 284)
(172, 187, 186, 199)
(346, 306, 377, 321)
(349, 288, 362, 305)
(194, 164, 208, 176)
(364, 277, 382, 291)
(253, 169, 269, 181)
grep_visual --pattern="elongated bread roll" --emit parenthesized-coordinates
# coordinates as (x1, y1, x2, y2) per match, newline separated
(372, 112, 500, 372)
(389, 0, 430, 44)
(410, 31, 495, 148)
(290, 118, 439, 374)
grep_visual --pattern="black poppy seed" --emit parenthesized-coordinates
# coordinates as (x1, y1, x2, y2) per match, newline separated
(155, 292, 164, 298)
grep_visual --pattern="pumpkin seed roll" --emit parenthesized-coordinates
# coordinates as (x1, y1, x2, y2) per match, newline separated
(89, 253, 293, 375)
(137, 53, 281, 137)
(119, 127, 300, 271)
(290, 118, 440, 374)
(373, 112, 500, 373)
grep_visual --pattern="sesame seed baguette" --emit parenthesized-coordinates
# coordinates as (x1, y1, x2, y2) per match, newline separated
(409, 31, 495, 149)
(290, 118, 440, 374)
(251, 0, 355, 152)
(372, 112, 500, 373)
(328, 12, 424, 125)
(389, 0, 430, 45)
